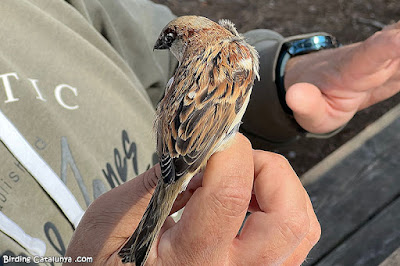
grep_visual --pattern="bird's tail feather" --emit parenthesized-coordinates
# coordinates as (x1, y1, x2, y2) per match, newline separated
(118, 181, 179, 265)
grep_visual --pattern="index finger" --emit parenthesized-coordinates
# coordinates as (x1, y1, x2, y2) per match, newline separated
(252, 150, 307, 214)
(233, 151, 310, 264)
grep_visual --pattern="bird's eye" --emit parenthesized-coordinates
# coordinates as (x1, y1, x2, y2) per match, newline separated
(164, 32, 175, 45)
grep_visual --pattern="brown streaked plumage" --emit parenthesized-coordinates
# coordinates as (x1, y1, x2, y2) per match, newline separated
(118, 16, 259, 265)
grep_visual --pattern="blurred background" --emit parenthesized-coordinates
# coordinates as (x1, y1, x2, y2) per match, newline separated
(153, 0, 400, 176)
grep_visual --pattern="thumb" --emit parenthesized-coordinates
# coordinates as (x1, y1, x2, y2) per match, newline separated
(286, 82, 332, 134)
(170, 134, 254, 258)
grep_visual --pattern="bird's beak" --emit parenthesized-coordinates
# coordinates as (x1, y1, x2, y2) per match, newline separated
(153, 38, 169, 50)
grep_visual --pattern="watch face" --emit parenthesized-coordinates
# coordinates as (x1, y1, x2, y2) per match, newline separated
(288, 35, 339, 56)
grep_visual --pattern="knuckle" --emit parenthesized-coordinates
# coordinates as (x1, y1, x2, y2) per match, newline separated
(256, 150, 290, 165)
(271, 153, 290, 165)
(368, 30, 384, 45)
(236, 133, 252, 148)
(264, 152, 291, 168)
(308, 218, 322, 246)
(371, 30, 383, 40)
(208, 185, 250, 217)
(362, 31, 381, 52)
(282, 211, 310, 243)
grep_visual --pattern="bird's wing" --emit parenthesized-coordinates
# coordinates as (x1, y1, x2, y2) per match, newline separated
(156, 39, 258, 184)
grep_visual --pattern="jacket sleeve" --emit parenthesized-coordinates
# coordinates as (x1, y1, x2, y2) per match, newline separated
(70, 0, 178, 107)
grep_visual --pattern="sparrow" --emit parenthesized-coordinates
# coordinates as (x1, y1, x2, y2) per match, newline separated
(118, 15, 259, 265)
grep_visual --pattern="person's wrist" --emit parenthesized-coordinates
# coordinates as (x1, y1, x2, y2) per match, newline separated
(284, 43, 358, 93)
(283, 55, 304, 91)
(275, 34, 340, 115)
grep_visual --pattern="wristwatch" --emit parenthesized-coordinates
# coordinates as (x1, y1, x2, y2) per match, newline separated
(275, 34, 340, 115)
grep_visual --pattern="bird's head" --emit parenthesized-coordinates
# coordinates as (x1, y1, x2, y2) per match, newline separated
(154, 16, 234, 62)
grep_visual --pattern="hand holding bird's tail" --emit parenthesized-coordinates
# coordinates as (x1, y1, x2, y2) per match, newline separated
(118, 179, 183, 265)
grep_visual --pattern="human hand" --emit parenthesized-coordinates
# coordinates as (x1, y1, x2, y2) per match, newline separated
(66, 134, 320, 265)
(284, 21, 400, 134)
